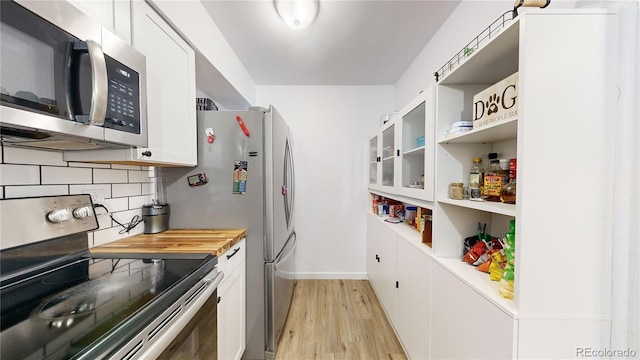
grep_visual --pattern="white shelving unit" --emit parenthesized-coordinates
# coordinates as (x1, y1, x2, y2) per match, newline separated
(368, 8, 618, 359)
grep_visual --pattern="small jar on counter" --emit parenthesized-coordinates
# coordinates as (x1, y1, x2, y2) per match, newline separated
(449, 182, 465, 200)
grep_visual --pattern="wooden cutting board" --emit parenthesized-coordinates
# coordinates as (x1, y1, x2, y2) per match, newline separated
(89, 229, 247, 256)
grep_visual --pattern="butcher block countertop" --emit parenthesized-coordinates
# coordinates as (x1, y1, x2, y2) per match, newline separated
(89, 229, 247, 258)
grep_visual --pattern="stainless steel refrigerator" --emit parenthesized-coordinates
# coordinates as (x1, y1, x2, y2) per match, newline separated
(162, 106, 296, 360)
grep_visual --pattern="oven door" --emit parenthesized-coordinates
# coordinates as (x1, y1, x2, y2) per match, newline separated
(108, 269, 224, 360)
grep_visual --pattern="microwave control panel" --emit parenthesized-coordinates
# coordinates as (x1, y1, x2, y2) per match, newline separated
(104, 55, 141, 134)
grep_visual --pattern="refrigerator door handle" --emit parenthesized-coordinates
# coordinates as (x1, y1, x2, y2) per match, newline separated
(282, 137, 294, 230)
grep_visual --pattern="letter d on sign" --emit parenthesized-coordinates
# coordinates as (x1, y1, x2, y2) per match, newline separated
(474, 100, 485, 121)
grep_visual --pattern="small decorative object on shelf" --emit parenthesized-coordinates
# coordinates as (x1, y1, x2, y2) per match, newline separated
(445, 120, 473, 138)
(513, 0, 551, 17)
(499, 220, 516, 299)
(449, 182, 465, 200)
(472, 72, 519, 130)
(469, 156, 485, 200)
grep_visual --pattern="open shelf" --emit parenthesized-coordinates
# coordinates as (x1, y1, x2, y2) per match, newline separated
(438, 198, 516, 217)
(439, 118, 517, 144)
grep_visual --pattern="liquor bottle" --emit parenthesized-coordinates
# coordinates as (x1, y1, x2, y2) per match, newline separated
(469, 157, 484, 200)
(483, 153, 507, 202)
(500, 158, 517, 204)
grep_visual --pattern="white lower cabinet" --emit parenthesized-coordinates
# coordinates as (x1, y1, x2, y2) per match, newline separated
(430, 261, 515, 359)
(217, 239, 246, 360)
(366, 214, 431, 360)
(396, 238, 431, 360)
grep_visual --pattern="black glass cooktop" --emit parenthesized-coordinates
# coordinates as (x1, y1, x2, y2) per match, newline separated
(0, 255, 215, 360)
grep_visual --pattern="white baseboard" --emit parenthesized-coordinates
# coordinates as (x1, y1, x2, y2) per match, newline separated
(295, 272, 368, 280)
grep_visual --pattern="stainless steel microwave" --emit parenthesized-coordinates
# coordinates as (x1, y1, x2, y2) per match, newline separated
(0, 0, 147, 151)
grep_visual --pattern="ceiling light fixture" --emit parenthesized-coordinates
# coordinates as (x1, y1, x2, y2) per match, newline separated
(274, 0, 319, 30)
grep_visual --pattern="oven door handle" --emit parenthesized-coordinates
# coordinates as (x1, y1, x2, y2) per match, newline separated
(203, 270, 224, 287)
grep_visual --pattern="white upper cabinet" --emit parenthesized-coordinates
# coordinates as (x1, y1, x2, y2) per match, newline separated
(368, 88, 435, 204)
(397, 87, 435, 202)
(67, 0, 132, 44)
(131, 2, 197, 166)
(368, 118, 399, 194)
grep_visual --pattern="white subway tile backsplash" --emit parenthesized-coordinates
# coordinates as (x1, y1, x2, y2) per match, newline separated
(112, 183, 141, 197)
(129, 195, 151, 209)
(93, 168, 128, 184)
(142, 182, 153, 195)
(103, 197, 129, 212)
(4, 185, 68, 198)
(108, 208, 144, 233)
(0, 164, 40, 185)
(41, 166, 92, 184)
(3, 147, 67, 166)
(92, 225, 143, 247)
(69, 184, 112, 199)
(2, 147, 155, 247)
(95, 213, 112, 229)
(128, 170, 152, 183)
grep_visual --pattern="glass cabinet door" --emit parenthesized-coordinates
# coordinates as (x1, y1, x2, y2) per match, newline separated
(397, 87, 434, 201)
(369, 135, 379, 187)
(401, 101, 426, 190)
(381, 122, 396, 188)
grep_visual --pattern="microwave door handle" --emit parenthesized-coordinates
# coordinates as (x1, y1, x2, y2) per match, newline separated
(73, 40, 108, 125)
(85, 40, 108, 126)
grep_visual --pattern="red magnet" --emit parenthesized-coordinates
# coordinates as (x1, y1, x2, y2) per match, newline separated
(205, 128, 215, 143)
(236, 115, 250, 137)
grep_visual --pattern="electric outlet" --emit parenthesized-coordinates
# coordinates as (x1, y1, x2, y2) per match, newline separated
(82, 190, 105, 204)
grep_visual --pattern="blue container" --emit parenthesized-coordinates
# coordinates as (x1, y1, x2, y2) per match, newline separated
(416, 136, 425, 147)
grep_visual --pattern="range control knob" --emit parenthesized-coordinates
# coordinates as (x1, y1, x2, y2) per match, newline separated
(46, 208, 72, 223)
(72, 206, 93, 219)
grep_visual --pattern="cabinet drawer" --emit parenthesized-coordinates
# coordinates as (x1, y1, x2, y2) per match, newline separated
(218, 238, 245, 276)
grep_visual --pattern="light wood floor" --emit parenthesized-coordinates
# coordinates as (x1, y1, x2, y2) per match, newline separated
(275, 280, 407, 360)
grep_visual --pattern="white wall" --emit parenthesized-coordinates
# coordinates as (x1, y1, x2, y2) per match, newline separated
(257, 86, 394, 278)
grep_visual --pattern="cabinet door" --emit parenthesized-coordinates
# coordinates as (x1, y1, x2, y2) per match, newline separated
(379, 118, 398, 193)
(366, 214, 381, 289)
(368, 133, 380, 190)
(430, 262, 515, 359)
(397, 87, 435, 201)
(68, 0, 131, 44)
(132, 3, 197, 166)
(218, 263, 246, 360)
(396, 239, 431, 360)
(366, 215, 397, 321)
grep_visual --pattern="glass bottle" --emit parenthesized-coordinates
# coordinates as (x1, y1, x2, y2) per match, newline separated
(483, 152, 507, 202)
(469, 157, 484, 200)
(500, 158, 517, 204)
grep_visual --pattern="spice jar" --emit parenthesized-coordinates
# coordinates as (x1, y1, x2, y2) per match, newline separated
(449, 182, 465, 200)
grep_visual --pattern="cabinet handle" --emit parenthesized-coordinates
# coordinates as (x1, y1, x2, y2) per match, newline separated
(226, 247, 241, 259)
(376, 156, 380, 163)
(396, 281, 399, 289)
(396, 149, 400, 157)
(141, 151, 152, 157)
(375, 254, 380, 263)
(217, 296, 221, 303)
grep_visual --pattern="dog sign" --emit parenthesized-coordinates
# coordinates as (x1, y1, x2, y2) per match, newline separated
(473, 72, 519, 129)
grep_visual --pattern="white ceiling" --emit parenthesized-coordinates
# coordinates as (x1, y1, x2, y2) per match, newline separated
(199, 0, 461, 86)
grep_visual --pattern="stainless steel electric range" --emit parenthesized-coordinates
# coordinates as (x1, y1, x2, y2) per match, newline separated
(0, 195, 222, 360)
